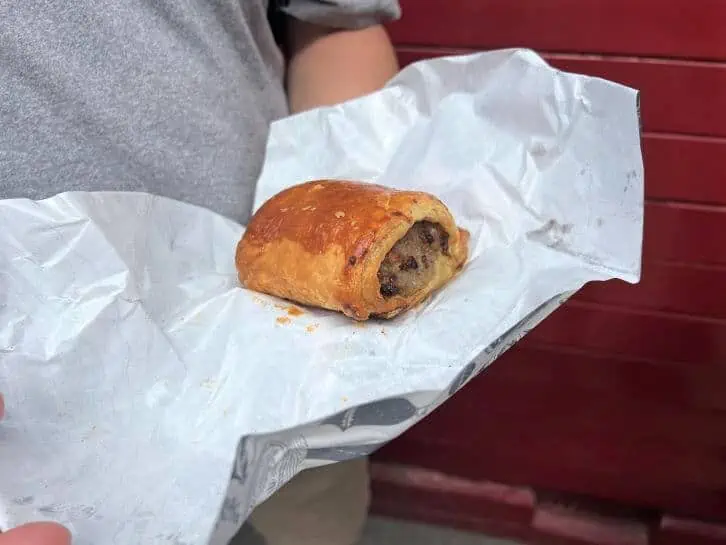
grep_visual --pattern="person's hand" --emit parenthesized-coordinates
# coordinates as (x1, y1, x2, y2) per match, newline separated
(0, 394, 71, 545)
(0, 523, 71, 545)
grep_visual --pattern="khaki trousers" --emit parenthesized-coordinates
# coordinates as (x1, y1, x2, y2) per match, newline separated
(233, 458, 370, 545)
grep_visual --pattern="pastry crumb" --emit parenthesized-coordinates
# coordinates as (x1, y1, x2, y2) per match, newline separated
(276, 316, 291, 325)
(276, 303, 304, 317)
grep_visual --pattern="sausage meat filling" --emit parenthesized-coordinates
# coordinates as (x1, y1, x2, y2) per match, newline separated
(377, 221, 450, 298)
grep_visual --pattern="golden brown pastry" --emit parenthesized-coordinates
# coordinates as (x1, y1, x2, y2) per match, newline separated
(235, 180, 469, 321)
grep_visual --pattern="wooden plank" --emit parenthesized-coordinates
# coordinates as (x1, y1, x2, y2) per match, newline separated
(643, 134, 726, 204)
(376, 342, 726, 518)
(370, 464, 549, 545)
(479, 343, 726, 413)
(404, 344, 726, 446)
(644, 202, 726, 265)
(371, 463, 726, 544)
(531, 500, 650, 545)
(525, 302, 726, 365)
(654, 516, 726, 545)
(371, 463, 534, 526)
(376, 438, 726, 523)
(374, 343, 726, 520)
(395, 48, 726, 139)
(390, 0, 726, 61)
(370, 464, 582, 545)
(528, 204, 726, 346)
(576, 260, 726, 321)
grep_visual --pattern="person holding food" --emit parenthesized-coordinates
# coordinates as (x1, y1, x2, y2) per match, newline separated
(0, 1, 401, 544)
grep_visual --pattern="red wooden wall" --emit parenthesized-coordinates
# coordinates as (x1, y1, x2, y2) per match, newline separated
(371, 1, 726, 543)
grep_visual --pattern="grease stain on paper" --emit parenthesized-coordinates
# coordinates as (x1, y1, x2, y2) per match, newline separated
(527, 219, 574, 250)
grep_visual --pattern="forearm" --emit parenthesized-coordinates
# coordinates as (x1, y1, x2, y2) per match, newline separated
(285, 20, 399, 114)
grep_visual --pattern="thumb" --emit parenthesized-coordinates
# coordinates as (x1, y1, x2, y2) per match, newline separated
(0, 404, 71, 545)
(0, 523, 71, 545)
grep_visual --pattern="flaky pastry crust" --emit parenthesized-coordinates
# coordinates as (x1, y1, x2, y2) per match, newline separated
(235, 180, 469, 321)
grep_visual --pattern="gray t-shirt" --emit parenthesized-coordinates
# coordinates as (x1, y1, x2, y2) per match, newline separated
(0, 0, 400, 223)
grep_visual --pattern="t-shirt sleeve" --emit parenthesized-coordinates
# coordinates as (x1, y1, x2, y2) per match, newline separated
(276, 0, 402, 30)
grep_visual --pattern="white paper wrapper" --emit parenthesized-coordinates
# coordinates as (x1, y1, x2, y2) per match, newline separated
(0, 49, 643, 545)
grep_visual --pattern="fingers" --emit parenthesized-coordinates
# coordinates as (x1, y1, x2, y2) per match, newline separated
(0, 523, 71, 545)
(0, 403, 71, 544)
(0, 402, 71, 544)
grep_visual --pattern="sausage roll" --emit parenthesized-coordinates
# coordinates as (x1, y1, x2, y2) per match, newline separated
(235, 180, 469, 321)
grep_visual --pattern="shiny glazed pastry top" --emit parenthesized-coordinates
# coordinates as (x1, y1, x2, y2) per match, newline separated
(235, 180, 469, 321)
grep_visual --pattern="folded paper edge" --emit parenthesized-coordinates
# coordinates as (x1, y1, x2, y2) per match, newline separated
(206, 290, 574, 545)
